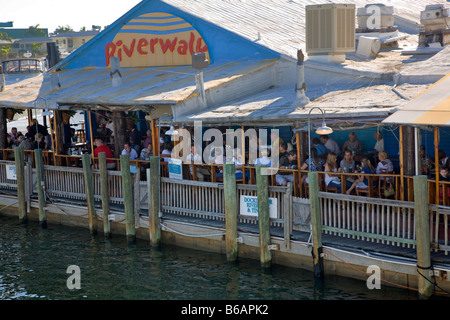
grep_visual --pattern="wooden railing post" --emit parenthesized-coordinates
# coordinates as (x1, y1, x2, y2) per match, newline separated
(148, 156, 161, 247)
(34, 148, 47, 229)
(25, 159, 32, 214)
(14, 146, 27, 224)
(82, 154, 97, 236)
(414, 175, 433, 299)
(283, 182, 293, 250)
(223, 162, 238, 262)
(308, 171, 324, 279)
(256, 165, 271, 268)
(133, 166, 141, 229)
(121, 155, 135, 244)
(98, 152, 111, 238)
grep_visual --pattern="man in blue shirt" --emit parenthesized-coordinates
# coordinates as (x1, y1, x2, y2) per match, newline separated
(312, 137, 327, 157)
(121, 142, 138, 160)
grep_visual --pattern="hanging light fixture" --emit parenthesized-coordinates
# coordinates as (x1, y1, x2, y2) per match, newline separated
(307, 107, 333, 171)
(165, 125, 179, 136)
(42, 108, 53, 116)
(315, 119, 333, 135)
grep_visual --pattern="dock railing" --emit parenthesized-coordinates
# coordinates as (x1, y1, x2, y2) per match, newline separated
(319, 192, 416, 247)
(5, 148, 450, 203)
(0, 158, 448, 255)
(159, 176, 290, 227)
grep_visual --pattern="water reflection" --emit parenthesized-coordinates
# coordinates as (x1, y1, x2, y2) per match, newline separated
(0, 216, 417, 300)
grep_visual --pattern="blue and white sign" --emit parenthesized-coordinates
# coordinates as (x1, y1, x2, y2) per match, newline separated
(239, 195, 277, 219)
(169, 158, 183, 180)
(6, 165, 16, 180)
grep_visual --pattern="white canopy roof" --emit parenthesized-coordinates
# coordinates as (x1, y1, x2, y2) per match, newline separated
(383, 73, 450, 126)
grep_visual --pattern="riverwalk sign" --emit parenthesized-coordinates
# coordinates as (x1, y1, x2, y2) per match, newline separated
(239, 195, 277, 219)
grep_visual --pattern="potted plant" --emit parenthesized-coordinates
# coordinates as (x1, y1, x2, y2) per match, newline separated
(126, 112, 138, 130)
(62, 110, 77, 123)
(6, 108, 24, 121)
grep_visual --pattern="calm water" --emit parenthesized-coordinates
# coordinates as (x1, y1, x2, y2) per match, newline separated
(0, 215, 418, 301)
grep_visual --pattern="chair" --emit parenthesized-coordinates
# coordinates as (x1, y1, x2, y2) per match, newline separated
(160, 154, 171, 161)
(325, 184, 339, 193)
(356, 175, 379, 197)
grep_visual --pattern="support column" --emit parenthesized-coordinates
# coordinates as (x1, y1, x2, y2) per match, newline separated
(121, 155, 136, 244)
(98, 152, 111, 238)
(224, 163, 238, 262)
(256, 165, 271, 268)
(14, 146, 26, 224)
(34, 149, 47, 229)
(113, 111, 127, 158)
(309, 171, 324, 279)
(434, 127, 440, 205)
(148, 156, 161, 247)
(82, 154, 97, 236)
(414, 175, 433, 299)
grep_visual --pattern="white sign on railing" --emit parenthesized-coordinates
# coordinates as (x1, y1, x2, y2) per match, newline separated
(6, 165, 16, 180)
(169, 158, 183, 180)
(239, 195, 277, 219)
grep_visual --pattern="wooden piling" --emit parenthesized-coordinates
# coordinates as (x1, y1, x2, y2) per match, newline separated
(256, 165, 271, 268)
(308, 171, 324, 279)
(120, 155, 136, 244)
(414, 175, 433, 299)
(283, 182, 293, 250)
(98, 152, 111, 238)
(148, 156, 161, 247)
(82, 154, 97, 236)
(34, 148, 47, 229)
(223, 162, 238, 262)
(14, 146, 26, 224)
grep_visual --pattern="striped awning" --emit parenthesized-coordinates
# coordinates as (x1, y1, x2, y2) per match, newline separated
(383, 73, 450, 126)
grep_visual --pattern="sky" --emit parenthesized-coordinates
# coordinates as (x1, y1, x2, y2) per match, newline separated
(0, 0, 143, 33)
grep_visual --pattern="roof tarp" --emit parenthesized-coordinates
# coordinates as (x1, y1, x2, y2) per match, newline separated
(0, 59, 275, 111)
(174, 83, 427, 127)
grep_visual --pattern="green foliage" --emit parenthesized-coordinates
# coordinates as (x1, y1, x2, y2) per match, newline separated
(24, 25, 46, 38)
(53, 25, 74, 35)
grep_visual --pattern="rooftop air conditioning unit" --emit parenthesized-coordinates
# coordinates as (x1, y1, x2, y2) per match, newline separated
(420, 4, 450, 32)
(305, 3, 356, 63)
(356, 4, 395, 31)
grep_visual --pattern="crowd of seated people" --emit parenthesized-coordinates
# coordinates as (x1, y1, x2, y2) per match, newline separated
(6, 121, 53, 152)
(300, 131, 392, 192)
(419, 147, 450, 183)
(93, 126, 401, 195)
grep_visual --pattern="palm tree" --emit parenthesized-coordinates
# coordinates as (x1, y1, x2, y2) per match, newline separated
(0, 31, 12, 42)
(0, 31, 13, 60)
(24, 24, 46, 38)
(53, 25, 73, 35)
(30, 43, 42, 57)
(0, 45, 12, 61)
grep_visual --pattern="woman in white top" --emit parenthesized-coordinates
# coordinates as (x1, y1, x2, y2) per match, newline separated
(255, 147, 271, 167)
(161, 142, 173, 162)
(324, 153, 351, 193)
(324, 153, 341, 189)
(214, 147, 225, 178)
(373, 131, 384, 153)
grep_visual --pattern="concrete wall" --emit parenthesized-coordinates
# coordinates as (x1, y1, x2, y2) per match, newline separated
(1, 194, 448, 296)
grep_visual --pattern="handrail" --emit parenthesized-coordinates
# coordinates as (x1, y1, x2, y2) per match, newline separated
(0, 157, 448, 255)
(1, 148, 447, 203)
